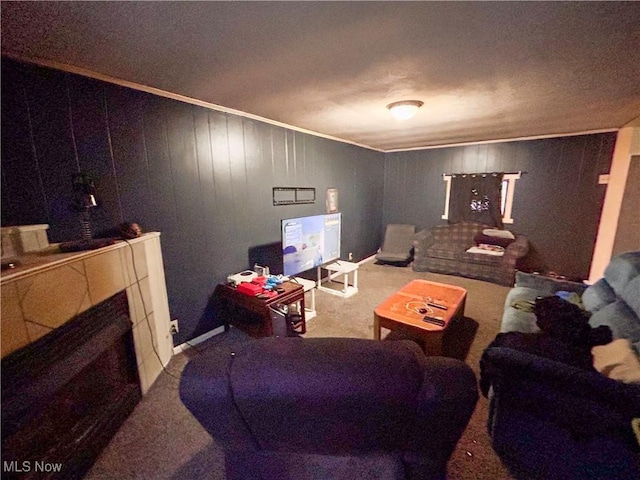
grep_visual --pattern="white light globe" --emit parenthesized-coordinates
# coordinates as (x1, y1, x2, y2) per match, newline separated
(386, 100, 424, 121)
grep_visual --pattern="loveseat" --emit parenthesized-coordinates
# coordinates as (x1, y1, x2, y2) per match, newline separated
(412, 221, 529, 286)
(180, 337, 478, 480)
(482, 251, 640, 479)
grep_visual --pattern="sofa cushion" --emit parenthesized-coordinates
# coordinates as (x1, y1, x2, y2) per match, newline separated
(432, 222, 485, 245)
(514, 271, 587, 296)
(588, 300, 640, 354)
(582, 278, 617, 313)
(461, 250, 505, 266)
(603, 251, 640, 296)
(482, 228, 515, 239)
(474, 233, 515, 248)
(620, 276, 640, 320)
(426, 243, 465, 260)
(500, 287, 542, 334)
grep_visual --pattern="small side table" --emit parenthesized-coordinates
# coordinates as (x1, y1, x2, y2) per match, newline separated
(293, 276, 317, 320)
(317, 260, 359, 298)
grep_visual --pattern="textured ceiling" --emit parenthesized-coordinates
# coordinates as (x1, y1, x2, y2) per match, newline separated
(2, 1, 640, 151)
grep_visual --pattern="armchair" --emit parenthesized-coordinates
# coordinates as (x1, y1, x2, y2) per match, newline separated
(180, 337, 478, 480)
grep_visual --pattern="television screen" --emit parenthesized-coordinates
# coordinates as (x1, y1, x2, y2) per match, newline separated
(248, 241, 283, 275)
(281, 213, 341, 277)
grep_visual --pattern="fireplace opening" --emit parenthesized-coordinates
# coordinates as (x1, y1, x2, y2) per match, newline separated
(1, 291, 141, 480)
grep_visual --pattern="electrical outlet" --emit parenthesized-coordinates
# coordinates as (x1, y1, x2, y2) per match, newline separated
(170, 319, 179, 335)
(348, 252, 353, 261)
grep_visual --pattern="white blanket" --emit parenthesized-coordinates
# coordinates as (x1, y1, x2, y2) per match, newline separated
(466, 244, 505, 256)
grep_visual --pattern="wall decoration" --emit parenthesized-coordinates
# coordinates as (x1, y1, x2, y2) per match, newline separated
(326, 188, 338, 213)
(273, 187, 316, 206)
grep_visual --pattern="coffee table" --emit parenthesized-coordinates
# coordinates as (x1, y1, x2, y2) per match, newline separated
(373, 279, 467, 355)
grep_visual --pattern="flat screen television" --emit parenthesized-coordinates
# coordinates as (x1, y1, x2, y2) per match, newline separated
(281, 212, 341, 277)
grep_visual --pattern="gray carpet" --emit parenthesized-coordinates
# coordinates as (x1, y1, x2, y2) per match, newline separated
(85, 260, 513, 479)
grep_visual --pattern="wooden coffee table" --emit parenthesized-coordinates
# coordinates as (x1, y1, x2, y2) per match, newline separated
(373, 279, 467, 355)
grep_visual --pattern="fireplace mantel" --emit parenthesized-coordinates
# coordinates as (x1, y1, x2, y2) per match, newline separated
(1, 232, 173, 393)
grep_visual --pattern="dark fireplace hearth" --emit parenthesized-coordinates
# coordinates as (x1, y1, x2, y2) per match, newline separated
(1, 291, 141, 479)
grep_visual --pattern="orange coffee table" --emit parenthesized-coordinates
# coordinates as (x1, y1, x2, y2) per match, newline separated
(373, 279, 467, 355)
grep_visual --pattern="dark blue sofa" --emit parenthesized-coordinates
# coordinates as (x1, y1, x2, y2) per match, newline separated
(483, 251, 640, 479)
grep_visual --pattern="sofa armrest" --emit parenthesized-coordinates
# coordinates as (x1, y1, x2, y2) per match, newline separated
(482, 346, 640, 434)
(412, 229, 435, 251)
(501, 235, 529, 268)
(514, 271, 587, 296)
(484, 345, 640, 480)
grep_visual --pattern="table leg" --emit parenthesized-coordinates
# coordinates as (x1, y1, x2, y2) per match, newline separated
(373, 313, 381, 340)
(299, 297, 307, 334)
(309, 288, 316, 313)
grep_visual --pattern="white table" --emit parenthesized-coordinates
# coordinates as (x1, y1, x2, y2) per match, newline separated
(316, 260, 359, 298)
(293, 276, 317, 320)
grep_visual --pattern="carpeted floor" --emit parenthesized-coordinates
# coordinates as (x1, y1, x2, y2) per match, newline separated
(85, 260, 513, 479)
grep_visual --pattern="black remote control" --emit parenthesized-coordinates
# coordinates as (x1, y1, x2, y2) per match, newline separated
(423, 316, 445, 327)
(427, 302, 448, 310)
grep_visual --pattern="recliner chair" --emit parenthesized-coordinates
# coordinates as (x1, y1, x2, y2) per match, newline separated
(376, 224, 416, 265)
(180, 337, 478, 480)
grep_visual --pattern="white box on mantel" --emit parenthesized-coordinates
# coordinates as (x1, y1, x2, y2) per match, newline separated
(1, 224, 50, 259)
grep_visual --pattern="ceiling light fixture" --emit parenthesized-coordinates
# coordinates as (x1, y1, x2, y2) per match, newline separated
(386, 100, 424, 120)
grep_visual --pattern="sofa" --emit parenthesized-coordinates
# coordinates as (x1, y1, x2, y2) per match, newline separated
(482, 251, 640, 479)
(180, 337, 479, 480)
(412, 221, 529, 286)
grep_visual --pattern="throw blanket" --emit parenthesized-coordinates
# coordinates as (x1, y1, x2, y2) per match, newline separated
(466, 244, 505, 256)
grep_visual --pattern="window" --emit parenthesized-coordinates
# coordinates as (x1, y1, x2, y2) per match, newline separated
(442, 172, 520, 224)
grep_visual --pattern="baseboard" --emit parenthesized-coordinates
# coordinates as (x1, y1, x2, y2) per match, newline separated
(359, 254, 377, 265)
(172, 325, 225, 354)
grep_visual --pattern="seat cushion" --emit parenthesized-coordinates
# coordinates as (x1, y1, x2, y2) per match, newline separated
(501, 287, 541, 333)
(426, 243, 465, 260)
(460, 250, 504, 266)
(376, 252, 411, 262)
(514, 272, 587, 296)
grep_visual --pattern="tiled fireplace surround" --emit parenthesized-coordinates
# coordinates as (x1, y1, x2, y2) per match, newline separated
(1, 233, 173, 394)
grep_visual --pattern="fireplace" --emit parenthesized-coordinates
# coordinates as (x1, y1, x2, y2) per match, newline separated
(1, 291, 141, 479)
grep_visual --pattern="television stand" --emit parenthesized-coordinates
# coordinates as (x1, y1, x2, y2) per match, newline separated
(316, 260, 359, 298)
(212, 281, 305, 337)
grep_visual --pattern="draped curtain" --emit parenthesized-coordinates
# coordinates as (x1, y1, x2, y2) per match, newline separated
(449, 173, 504, 228)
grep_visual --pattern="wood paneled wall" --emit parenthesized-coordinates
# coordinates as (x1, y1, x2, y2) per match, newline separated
(613, 155, 640, 254)
(1, 58, 385, 343)
(383, 134, 616, 280)
(1, 57, 618, 341)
